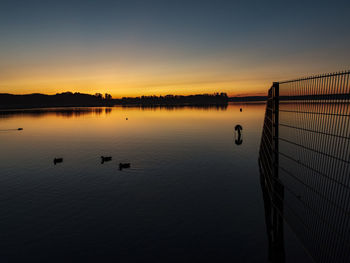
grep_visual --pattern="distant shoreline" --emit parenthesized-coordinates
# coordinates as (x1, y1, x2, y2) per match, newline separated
(229, 96, 267, 102)
(0, 92, 267, 110)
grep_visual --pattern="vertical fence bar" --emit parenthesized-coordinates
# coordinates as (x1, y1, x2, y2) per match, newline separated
(273, 82, 279, 178)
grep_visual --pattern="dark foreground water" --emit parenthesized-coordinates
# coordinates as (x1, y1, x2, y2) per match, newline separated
(0, 103, 310, 262)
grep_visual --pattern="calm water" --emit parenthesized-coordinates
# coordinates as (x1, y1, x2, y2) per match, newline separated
(0, 103, 308, 262)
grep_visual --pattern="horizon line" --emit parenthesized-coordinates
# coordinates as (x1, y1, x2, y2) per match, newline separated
(0, 91, 268, 99)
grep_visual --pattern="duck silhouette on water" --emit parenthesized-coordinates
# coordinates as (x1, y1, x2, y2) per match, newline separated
(119, 163, 131, 171)
(234, 124, 243, 145)
(101, 156, 112, 164)
(54, 158, 63, 165)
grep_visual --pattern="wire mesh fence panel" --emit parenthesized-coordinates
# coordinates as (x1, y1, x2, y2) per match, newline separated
(259, 71, 350, 263)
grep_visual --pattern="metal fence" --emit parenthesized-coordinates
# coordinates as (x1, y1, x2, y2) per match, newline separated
(259, 70, 350, 263)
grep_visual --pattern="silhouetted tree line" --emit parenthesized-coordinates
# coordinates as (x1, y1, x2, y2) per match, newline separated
(94, 93, 112, 100)
(114, 93, 229, 106)
(0, 92, 113, 109)
(0, 92, 231, 109)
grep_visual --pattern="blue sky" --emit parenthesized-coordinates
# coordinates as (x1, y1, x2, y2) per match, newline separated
(1, 0, 349, 96)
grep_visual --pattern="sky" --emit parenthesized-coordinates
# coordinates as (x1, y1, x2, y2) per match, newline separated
(0, 0, 349, 97)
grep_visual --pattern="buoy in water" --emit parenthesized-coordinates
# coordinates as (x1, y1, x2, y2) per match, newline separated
(235, 124, 243, 132)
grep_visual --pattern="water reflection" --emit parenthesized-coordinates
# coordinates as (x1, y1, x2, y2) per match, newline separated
(121, 104, 228, 111)
(234, 124, 243, 145)
(0, 105, 228, 119)
(0, 108, 111, 118)
(259, 166, 285, 263)
(0, 103, 271, 262)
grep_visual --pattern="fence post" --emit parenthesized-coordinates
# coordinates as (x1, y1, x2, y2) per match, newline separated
(272, 82, 279, 177)
(271, 82, 284, 261)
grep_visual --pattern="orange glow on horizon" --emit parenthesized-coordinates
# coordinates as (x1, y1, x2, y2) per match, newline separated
(0, 49, 294, 98)
(0, 74, 270, 98)
(1, 49, 337, 98)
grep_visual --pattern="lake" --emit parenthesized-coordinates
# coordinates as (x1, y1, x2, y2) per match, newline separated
(0, 103, 310, 262)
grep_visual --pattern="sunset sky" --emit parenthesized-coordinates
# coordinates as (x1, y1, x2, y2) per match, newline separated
(0, 0, 349, 98)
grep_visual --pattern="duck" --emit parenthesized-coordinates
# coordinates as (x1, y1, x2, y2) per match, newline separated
(119, 163, 131, 170)
(54, 158, 63, 165)
(101, 156, 112, 164)
(18, 128, 23, 130)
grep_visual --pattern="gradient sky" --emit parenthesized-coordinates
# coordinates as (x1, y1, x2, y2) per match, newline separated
(1, 0, 349, 97)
